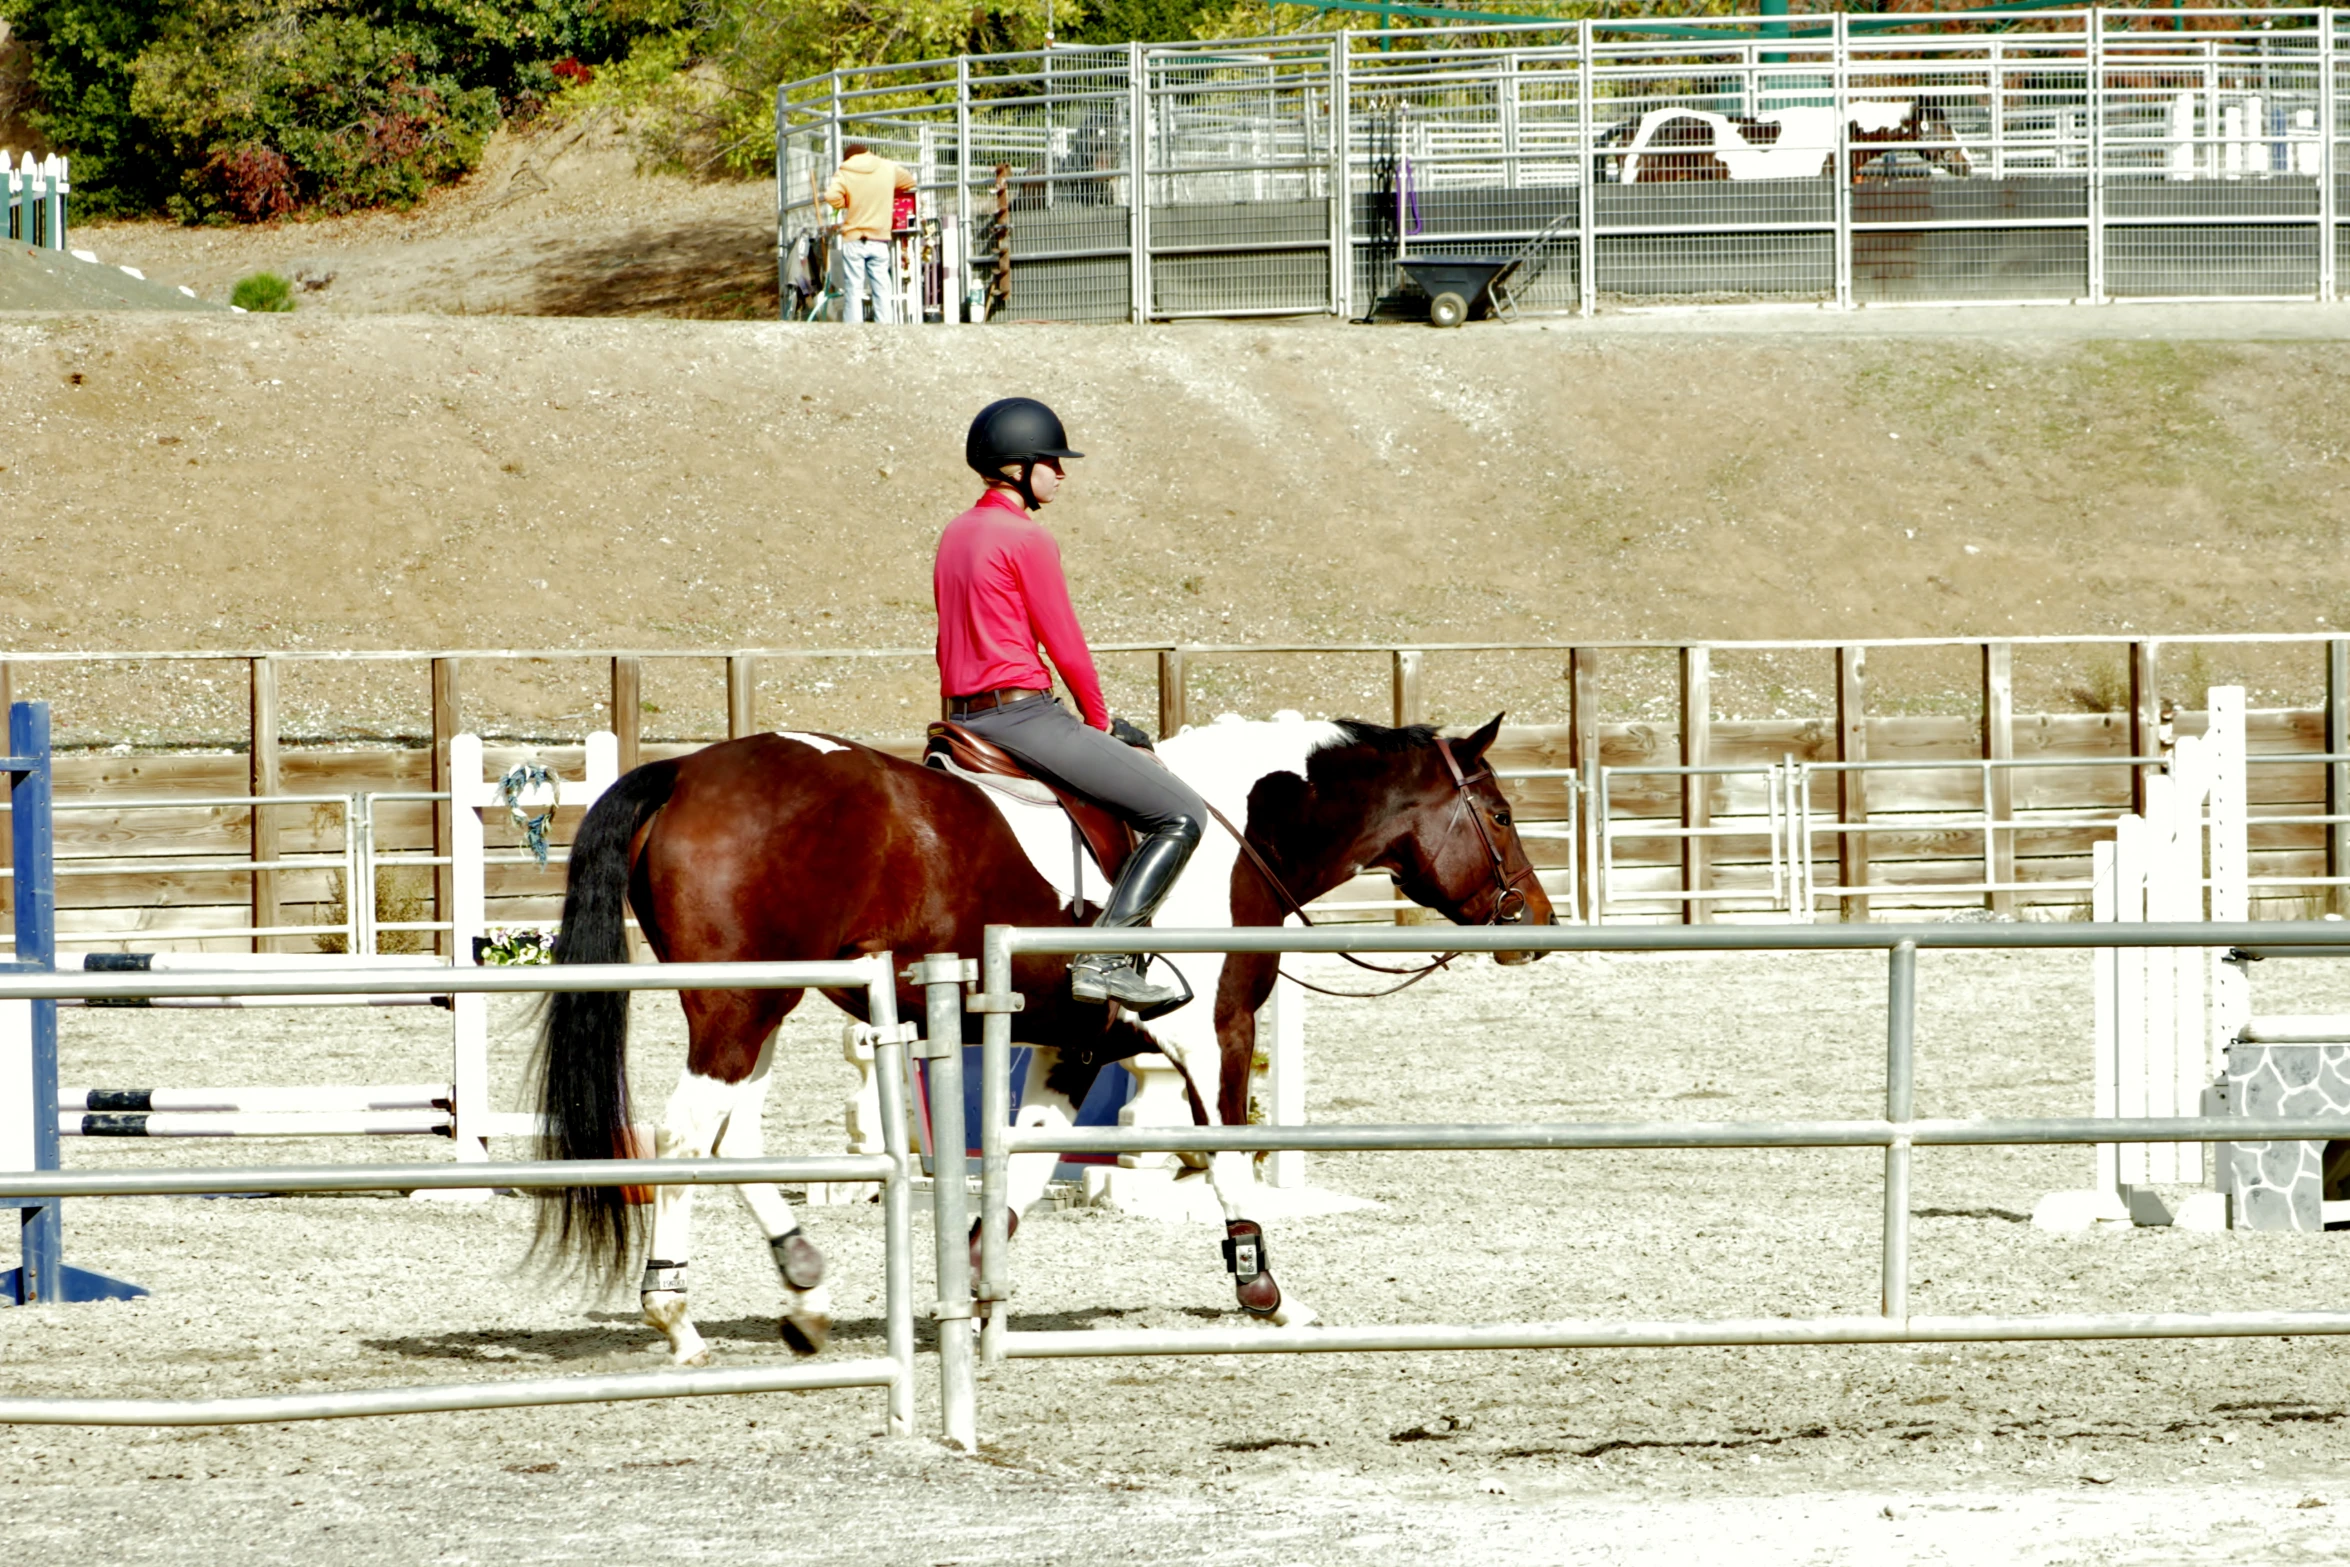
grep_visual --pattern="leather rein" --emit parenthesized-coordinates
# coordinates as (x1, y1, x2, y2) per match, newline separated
(1200, 735, 1542, 1001)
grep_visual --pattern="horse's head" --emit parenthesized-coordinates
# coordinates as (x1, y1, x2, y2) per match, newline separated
(1361, 712, 1556, 963)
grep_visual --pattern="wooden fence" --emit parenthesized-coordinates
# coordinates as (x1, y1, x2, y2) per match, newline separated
(2, 636, 2346, 949)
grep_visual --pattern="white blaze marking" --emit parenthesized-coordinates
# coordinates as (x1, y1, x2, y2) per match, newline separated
(779, 731, 847, 755)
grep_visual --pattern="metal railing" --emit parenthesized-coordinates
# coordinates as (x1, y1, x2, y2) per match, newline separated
(1599, 748, 2350, 920)
(0, 791, 361, 953)
(0, 956, 927, 1434)
(945, 918, 2350, 1445)
(779, 7, 2350, 322)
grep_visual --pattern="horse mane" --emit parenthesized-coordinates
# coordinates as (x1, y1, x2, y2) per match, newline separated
(1307, 719, 1441, 786)
(1320, 718, 1439, 754)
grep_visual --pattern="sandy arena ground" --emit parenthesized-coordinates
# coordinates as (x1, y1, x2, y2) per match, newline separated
(10, 948, 2350, 1562)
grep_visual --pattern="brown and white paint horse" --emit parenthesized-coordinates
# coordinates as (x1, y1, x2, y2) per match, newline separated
(1599, 98, 1974, 184)
(534, 712, 1552, 1364)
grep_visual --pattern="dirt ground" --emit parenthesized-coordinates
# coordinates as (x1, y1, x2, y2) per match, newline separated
(72, 125, 781, 322)
(18, 122, 2348, 741)
(10, 950, 2350, 1562)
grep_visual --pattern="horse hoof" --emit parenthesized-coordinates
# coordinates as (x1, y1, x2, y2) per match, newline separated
(966, 1208, 1020, 1282)
(674, 1346, 712, 1368)
(781, 1313, 831, 1357)
(1235, 1271, 1283, 1318)
(1270, 1296, 1319, 1329)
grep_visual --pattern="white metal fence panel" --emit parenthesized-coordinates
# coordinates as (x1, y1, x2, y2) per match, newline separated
(778, 9, 2350, 321)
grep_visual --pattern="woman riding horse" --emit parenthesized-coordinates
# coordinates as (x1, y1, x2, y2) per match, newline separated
(531, 401, 1557, 1364)
(937, 397, 1205, 1013)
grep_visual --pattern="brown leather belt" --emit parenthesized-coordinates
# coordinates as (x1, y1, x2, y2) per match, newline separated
(948, 686, 1050, 717)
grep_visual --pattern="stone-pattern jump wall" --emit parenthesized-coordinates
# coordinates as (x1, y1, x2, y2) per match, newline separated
(2220, 1041, 2350, 1232)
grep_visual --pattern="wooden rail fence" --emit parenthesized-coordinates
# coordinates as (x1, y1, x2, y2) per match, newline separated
(1, 636, 2345, 949)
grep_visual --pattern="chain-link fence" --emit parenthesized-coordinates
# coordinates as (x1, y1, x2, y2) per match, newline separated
(778, 9, 2349, 321)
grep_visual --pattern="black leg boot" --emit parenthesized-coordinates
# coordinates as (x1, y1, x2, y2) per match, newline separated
(1070, 830, 1195, 1010)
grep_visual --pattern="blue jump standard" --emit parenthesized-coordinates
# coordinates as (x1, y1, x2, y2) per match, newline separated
(3, 700, 144, 1306)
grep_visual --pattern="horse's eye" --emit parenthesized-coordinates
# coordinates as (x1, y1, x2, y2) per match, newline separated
(1493, 809, 1512, 827)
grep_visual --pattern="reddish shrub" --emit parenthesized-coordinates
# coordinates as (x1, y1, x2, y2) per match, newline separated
(550, 57, 593, 87)
(207, 145, 298, 221)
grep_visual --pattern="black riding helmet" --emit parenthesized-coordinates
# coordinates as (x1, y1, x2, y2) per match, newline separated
(966, 397, 1082, 510)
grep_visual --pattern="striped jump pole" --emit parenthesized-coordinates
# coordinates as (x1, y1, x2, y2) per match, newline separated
(53, 1084, 454, 1139)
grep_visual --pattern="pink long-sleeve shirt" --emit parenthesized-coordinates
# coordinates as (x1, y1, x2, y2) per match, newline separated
(933, 488, 1109, 729)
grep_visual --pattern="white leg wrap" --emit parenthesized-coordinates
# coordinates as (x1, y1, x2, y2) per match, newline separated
(1006, 1100, 1073, 1218)
(641, 1070, 740, 1365)
(1007, 1050, 1081, 1220)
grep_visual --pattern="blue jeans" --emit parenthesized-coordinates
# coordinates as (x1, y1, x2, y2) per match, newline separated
(839, 237, 896, 324)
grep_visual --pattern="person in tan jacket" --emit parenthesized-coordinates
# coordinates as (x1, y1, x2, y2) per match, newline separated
(822, 143, 917, 323)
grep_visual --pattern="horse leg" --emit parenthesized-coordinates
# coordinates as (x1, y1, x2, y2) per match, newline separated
(712, 1030, 831, 1356)
(640, 1068, 737, 1365)
(966, 1047, 1079, 1277)
(1175, 1023, 1320, 1330)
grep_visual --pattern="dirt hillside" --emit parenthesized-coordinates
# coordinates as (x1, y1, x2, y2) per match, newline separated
(4, 309, 2346, 661)
(71, 125, 779, 321)
(16, 125, 2345, 732)
(0, 242, 222, 311)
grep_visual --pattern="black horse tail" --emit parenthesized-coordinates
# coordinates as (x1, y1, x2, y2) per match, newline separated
(533, 758, 678, 1284)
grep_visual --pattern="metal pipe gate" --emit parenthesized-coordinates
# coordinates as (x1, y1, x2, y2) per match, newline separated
(779, 7, 2350, 322)
(945, 918, 2350, 1446)
(0, 955, 925, 1435)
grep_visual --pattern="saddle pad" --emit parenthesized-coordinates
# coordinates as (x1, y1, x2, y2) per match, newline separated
(928, 750, 1058, 808)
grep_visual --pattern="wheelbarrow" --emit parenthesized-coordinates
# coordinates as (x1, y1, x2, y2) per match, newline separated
(1397, 256, 1520, 328)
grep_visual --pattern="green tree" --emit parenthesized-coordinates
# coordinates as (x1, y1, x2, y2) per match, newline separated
(1067, 0, 1225, 44)
(10, 0, 649, 218)
(618, 0, 1065, 179)
(10, 1, 178, 217)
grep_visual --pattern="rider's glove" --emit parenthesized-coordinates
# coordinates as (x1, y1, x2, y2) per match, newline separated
(1108, 715, 1155, 751)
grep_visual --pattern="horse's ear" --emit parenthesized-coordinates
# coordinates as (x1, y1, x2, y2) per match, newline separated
(1455, 712, 1505, 764)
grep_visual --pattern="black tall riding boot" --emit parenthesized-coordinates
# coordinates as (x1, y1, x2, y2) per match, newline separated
(1070, 829, 1195, 1010)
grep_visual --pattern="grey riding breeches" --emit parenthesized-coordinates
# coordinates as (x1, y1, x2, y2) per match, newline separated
(956, 694, 1206, 845)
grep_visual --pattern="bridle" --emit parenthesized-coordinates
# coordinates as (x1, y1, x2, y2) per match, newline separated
(1432, 734, 1541, 929)
(1201, 734, 1541, 1000)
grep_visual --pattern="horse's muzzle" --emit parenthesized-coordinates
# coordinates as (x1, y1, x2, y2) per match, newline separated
(1489, 886, 1547, 964)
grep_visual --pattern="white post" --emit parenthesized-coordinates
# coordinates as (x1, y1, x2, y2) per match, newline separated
(1, 999, 32, 1180)
(447, 733, 491, 1174)
(584, 731, 620, 798)
(2205, 687, 2250, 1073)
(2151, 752, 2202, 1185)
(2113, 810, 2151, 1188)
(1577, 19, 1596, 319)
(421, 732, 617, 1197)
(2091, 838, 2119, 1195)
(1262, 969, 1306, 1190)
(2321, 18, 2337, 303)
